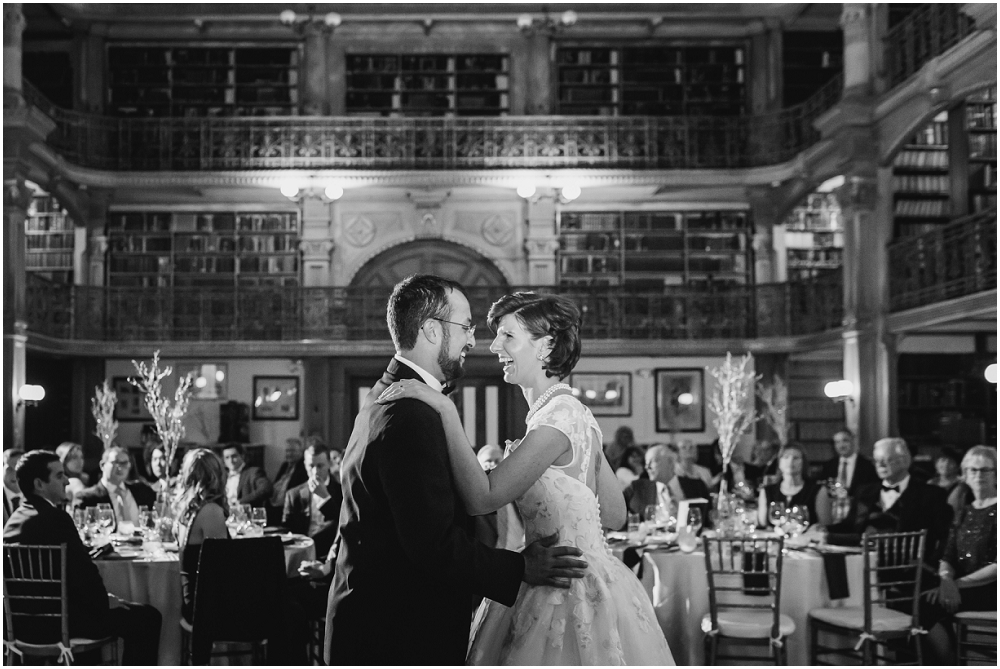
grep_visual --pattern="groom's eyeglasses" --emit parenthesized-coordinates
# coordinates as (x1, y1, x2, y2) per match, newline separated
(433, 318, 476, 337)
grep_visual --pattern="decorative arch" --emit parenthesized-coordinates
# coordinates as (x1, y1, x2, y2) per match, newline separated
(349, 239, 510, 290)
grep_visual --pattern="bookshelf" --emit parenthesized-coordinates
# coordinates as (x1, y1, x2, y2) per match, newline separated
(107, 211, 300, 288)
(345, 53, 510, 117)
(557, 44, 746, 116)
(25, 191, 75, 283)
(108, 46, 299, 117)
(558, 210, 752, 289)
(781, 192, 843, 281)
(782, 31, 843, 107)
(966, 86, 997, 214)
(892, 111, 951, 238)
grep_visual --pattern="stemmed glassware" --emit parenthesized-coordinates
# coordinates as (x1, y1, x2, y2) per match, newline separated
(96, 503, 114, 541)
(73, 508, 88, 542)
(250, 508, 267, 535)
(768, 501, 787, 531)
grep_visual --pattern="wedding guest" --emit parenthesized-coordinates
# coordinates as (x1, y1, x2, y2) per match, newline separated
(3, 448, 24, 527)
(56, 442, 88, 500)
(823, 438, 953, 562)
(5, 450, 161, 664)
(605, 425, 637, 473)
(744, 439, 780, 489)
(928, 446, 963, 493)
(676, 439, 713, 491)
(921, 445, 997, 664)
(818, 429, 879, 494)
(76, 446, 156, 528)
(282, 442, 343, 557)
(222, 443, 271, 508)
(269, 437, 307, 525)
(615, 446, 645, 490)
(142, 442, 176, 496)
(623, 444, 683, 522)
(762, 444, 819, 522)
(476, 444, 503, 472)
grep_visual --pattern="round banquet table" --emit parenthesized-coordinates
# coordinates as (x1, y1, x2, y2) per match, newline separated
(633, 547, 863, 666)
(96, 536, 315, 666)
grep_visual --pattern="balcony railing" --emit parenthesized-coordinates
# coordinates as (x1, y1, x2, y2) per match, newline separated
(26, 275, 844, 344)
(888, 208, 998, 312)
(884, 4, 976, 89)
(19, 75, 842, 172)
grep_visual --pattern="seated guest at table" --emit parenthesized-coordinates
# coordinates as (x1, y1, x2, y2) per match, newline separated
(920, 445, 998, 664)
(928, 446, 963, 492)
(476, 444, 504, 472)
(142, 441, 177, 496)
(823, 438, 953, 562)
(56, 442, 89, 501)
(3, 448, 24, 527)
(282, 442, 343, 557)
(623, 444, 683, 524)
(615, 446, 646, 490)
(76, 446, 156, 528)
(762, 444, 818, 522)
(269, 437, 308, 525)
(175, 448, 231, 622)
(676, 439, 713, 492)
(819, 428, 879, 494)
(4, 450, 161, 664)
(223, 443, 272, 509)
(744, 439, 780, 489)
(604, 425, 637, 472)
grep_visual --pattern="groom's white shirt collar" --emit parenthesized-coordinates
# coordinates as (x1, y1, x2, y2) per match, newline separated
(393, 354, 444, 393)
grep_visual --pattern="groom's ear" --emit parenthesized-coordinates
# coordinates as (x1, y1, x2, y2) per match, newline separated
(419, 319, 439, 344)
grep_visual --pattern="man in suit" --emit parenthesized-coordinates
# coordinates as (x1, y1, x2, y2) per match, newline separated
(4, 450, 161, 664)
(819, 429, 879, 494)
(76, 446, 156, 529)
(3, 447, 24, 526)
(222, 443, 272, 508)
(825, 437, 953, 561)
(268, 437, 308, 525)
(282, 442, 343, 557)
(325, 274, 588, 666)
(623, 444, 685, 522)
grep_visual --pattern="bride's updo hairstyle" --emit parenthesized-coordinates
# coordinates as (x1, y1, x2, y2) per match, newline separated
(487, 292, 582, 380)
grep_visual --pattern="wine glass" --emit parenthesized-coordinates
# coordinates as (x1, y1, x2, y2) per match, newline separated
(137, 506, 151, 540)
(687, 507, 703, 536)
(768, 501, 786, 531)
(96, 505, 115, 540)
(251, 507, 267, 532)
(73, 508, 88, 541)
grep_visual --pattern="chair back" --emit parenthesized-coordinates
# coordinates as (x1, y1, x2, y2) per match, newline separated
(702, 535, 785, 639)
(861, 530, 926, 632)
(189, 536, 285, 661)
(3, 544, 69, 647)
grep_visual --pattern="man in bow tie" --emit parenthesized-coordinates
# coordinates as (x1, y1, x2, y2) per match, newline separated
(825, 437, 952, 562)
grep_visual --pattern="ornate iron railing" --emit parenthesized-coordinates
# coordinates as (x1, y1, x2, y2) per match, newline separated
(20, 76, 842, 171)
(884, 4, 976, 89)
(25, 276, 844, 343)
(888, 209, 998, 312)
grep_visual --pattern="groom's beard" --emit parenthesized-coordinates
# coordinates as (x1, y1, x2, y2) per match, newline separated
(438, 328, 467, 383)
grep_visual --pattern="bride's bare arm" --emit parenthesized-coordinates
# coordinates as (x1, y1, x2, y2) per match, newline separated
(595, 450, 626, 529)
(378, 381, 570, 515)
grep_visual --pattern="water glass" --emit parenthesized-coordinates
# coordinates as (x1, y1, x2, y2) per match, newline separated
(643, 504, 659, 525)
(73, 508, 88, 541)
(768, 501, 786, 529)
(96, 504, 115, 539)
(626, 513, 641, 534)
(251, 507, 267, 530)
(687, 508, 703, 536)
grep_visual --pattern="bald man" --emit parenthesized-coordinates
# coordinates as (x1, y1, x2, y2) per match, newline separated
(621, 445, 684, 527)
(825, 438, 952, 561)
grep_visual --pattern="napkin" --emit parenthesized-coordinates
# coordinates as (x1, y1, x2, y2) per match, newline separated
(622, 547, 644, 579)
(821, 552, 850, 600)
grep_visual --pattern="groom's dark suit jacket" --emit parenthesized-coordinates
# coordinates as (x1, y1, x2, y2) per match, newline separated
(325, 359, 525, 666)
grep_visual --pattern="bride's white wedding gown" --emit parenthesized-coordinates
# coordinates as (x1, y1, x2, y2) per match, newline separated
(467, 395, 675, 665)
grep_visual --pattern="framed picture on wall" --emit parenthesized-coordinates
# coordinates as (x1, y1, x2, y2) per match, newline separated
(568, 372, 631, 416)
(654, 368, 705, 432)
(112, 376, 152, 421)
(176, 362, 228, 401)
(252, 376, 299, 421)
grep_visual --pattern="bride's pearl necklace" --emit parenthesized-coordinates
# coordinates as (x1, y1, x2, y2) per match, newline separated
(526, 383, 572, 423)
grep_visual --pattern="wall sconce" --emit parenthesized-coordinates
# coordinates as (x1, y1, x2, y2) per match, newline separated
(517, 9, 577, 34)
(560, 184, 581, 202)
(985, 363, 997, 384)
(17, 384, 45, 408)
(824, 379, 855, 405)
(279, 9, 342, 34)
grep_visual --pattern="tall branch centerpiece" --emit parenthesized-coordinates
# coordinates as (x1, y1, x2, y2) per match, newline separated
(756, 374, 789, 448)
(90, 379, 119, 451)
(707, 352, 759, 517)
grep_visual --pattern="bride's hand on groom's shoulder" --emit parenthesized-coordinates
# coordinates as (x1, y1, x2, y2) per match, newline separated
(521, 531, 588, 589)
(376, 379, 452, 413)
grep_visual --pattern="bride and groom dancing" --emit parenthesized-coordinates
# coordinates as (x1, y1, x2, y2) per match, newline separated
(325, 274, 673, 666)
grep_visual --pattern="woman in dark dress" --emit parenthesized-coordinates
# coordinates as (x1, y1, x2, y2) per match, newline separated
(922, 445, 997, 664)
(762, 444, 818, 523)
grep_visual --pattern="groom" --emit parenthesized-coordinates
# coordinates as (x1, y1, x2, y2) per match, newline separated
(325, 275, 588, 665)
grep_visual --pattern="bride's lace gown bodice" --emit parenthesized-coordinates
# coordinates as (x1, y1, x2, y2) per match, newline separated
(467, 395, 674, 666)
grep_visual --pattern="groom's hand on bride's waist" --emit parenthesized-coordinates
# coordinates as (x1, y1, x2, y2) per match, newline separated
(522, 531, 588, 589)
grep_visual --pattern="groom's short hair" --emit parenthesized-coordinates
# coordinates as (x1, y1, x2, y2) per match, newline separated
(387, 274, 465, 351)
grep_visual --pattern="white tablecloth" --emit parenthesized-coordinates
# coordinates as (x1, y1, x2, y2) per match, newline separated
(634, 548, 863, 666)
(96, 537, 315, 665)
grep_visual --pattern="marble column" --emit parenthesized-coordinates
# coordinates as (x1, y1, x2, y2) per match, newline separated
(840, 4, 873, 94)
(302, 24, 327, 115)
(4, 177, 32, 450)
(523, 189, 559, 285)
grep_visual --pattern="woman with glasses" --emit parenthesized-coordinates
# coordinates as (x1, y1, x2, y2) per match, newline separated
(922, 445, 997, 664)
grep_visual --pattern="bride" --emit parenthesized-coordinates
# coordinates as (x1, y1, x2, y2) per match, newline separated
(378, 291, 674, 665)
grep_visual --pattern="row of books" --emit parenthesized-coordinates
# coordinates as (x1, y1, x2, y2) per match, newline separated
(894, 149, 949, 170)
(26, 251, 73, 269)
(966, 103, 996, 131)
(909, 121, 948, 146)
(894, 199, 949, 217)
(892, 174, 949, 193)
(969, 133, 997, 160)
(26, 233, 73, 250)
(26, 215, 73, 233)
(971, 194, 997, 212)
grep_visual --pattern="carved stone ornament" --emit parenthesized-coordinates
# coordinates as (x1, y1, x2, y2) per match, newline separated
(88, 235, 109, 256)
(839, 4, 868, 28)
(524, 238, 561, 257)
(344, 216, 376, 247)
(419, 212, 439, 232)
(482, 214, 514, 246)
(298, 239, 336, 260)
(4, 179, 33, 211)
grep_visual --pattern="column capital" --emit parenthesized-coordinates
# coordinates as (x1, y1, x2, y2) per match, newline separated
(3, 4, 26, 47)
(3, 176, 32, 211)
(524, 238, 560, 258)
(299, 238, 336, 261)
(839, 4, 869, 29)
(88, 234, 109, 256)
